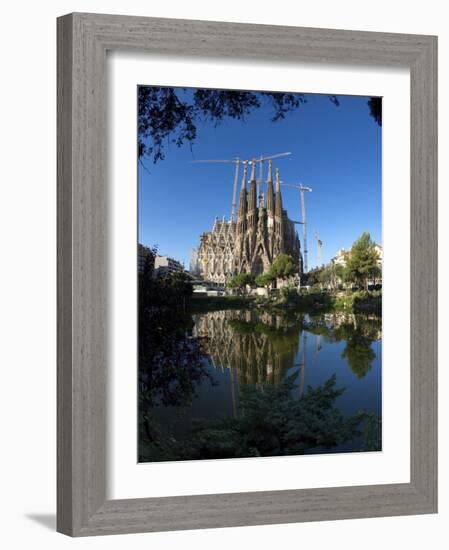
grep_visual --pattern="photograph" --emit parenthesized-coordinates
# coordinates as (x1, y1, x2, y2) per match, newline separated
(137, 85, 382, 463)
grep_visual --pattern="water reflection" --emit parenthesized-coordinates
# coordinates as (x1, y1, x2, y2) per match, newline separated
(194, 310, 301, 385)
(194, 309, 381, 383)
(139, 308, 382, 461)
(307, 312, 381, 379)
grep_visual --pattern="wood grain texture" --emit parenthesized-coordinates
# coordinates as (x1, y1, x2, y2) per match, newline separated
(57, 13, 74, 536)
(57, 12, 438, 536)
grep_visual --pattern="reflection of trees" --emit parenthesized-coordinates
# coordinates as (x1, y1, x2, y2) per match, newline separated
(305, 312, 380, 378)
(139, 309, 209, 408)
(334, 316, 378, 378)
(341, 332, 376, 378)
(139, 305, 382, 462)
(147, 373, 365, 461)
(193, 310, 302, 385)
(194, 309, 381, 383)
(306, 311, 381, 341)
(139, 261, 212, 453)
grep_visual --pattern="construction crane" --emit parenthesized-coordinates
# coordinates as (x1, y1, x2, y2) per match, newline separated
(314, 230, 323, 268)
(294, 330, 308, 399)
(190, 157, 243, 222)
(315, 334, 322, 358)
(280, 183, 313, 272)
(190, 152, 291, 221)
(254, 152, 291, 204)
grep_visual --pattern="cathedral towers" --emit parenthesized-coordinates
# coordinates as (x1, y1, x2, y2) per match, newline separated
(196, 160, 302, 283)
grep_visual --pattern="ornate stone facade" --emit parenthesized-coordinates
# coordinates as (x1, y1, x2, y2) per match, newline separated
(196, 160, 302, 283)
(196, 217, 236, 283)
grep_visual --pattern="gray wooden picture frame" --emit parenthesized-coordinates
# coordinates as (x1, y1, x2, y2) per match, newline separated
(57, 12, 438, 537)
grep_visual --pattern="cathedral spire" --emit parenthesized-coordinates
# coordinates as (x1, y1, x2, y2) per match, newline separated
(236, 163, 247, 233)
(274, 168, 285, 252)
(266, 160, 274, 215)
(240, 162, 248, 191)
(267, 159, 273, 182)
(250, 159, 256, 182)
(275, 168, 283, 219)
(248, 159, 257, 213)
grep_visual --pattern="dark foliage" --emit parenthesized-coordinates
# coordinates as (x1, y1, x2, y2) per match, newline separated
(138, 87, 315, 162)
(368, 97, 382, 126)
(138, 251, 212, 446)
(361, 411, 382, 451)
(307, 315, 379, 378)
(301, 266, 325, 287)
(139, 87, 380, 165)
(341, 330, 377, 378)
(138, 87, 197, 162)
(140, 372, 365, 461)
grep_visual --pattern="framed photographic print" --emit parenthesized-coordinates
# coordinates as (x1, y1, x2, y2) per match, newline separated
(136, 85, 383, 464)
(57, 13, 437, 536)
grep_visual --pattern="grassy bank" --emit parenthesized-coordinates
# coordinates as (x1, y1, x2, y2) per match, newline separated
(189, 289, 381, 316)
(259, 289, 382, 315)
(190, 294, 256, 312)
(333, 290, 382, 314)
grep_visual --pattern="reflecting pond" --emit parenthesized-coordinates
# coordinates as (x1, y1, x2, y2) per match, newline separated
(139, 308, 381, 462)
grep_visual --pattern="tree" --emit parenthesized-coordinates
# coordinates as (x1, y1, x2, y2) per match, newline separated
(139, 263, 211, 452)
(301, 266, 324, 287)
(226, 277, 238, 290)
(370, 263, 382, 287)
(368, 97, 382, 126)
(227, 273, 255, 294)
(167, 271, 193, 297)
(333, 263, 345, 287)
(318, 266, 331, 289)
(147, 373, 364, 461)
(255, 272, 275, 289)
(343, 233, 381, 291)
(270, 253, 297, 281)
(138, 88, 348, 163)
(318, 262, 344, 290)
(141, 245, 157, 278)
(138, 88, 380, 164)
(139, 88, 308, 162)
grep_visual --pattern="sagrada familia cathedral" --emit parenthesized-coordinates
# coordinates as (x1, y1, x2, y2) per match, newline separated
(192, 160, 302, 284)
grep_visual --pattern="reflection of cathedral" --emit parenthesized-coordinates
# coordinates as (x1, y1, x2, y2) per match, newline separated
(196, 161, 302, 284)
(193, 310, 301, 385)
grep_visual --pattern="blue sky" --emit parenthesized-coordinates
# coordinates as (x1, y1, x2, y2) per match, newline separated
(138, 89, 381, 269)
